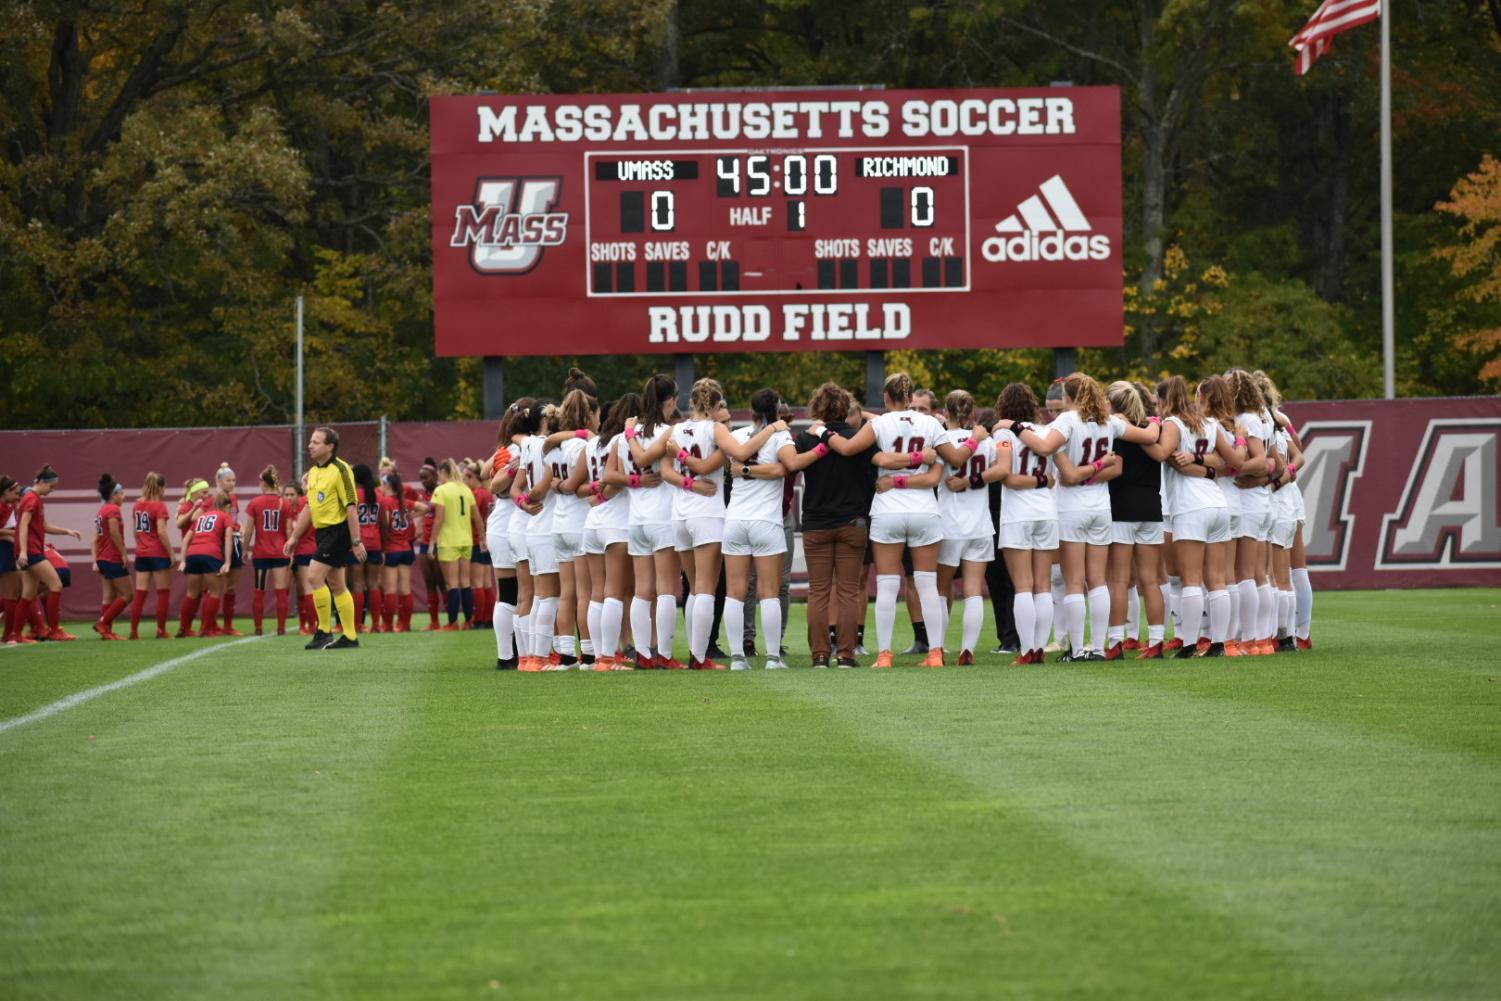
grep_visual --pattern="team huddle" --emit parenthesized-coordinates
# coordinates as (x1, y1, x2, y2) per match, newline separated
(0, 365, 1316, 667)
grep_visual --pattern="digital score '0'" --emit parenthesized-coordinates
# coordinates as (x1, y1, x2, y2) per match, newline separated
(429, 87, 1124, 357)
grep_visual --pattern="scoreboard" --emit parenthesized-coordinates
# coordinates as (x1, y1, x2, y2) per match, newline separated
(430, 87, 1121, 356)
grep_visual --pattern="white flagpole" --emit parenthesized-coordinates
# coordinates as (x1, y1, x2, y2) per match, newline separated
(1380, 0, 1395, 398)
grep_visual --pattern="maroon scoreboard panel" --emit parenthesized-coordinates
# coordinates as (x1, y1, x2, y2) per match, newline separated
(430, 87, 1122, 356)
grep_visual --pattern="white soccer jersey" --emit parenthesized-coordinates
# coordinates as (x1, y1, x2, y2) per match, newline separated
(619, 423, 672, 525)
(869, 409, 946, 516)
(547, 437, 590, 534)
(996, 427, 1057, 524)
(583, 436, 628, 532)
(725, 425, 791, 525)
(671, 419, 727, 519)
(1163, 416, 1228, 515)
(1044, 410, 1127, 514)
(938, 427, 996, 540)
(1214, 423, 1242, 514)
(520, 436, 555, 534)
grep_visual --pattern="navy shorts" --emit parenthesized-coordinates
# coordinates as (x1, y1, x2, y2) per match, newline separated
(253, 557, 291, 571)
(230, 537, 245, 570)
(184, 554, 223, 575)
(295, 554, 314, 568)
(471, 545, 492, 566)
(97, 560, 130, 580)
(384, 550, 415, 567)
(0, 540, 14, 574)
(57, 567, 72, 588)
(416, 542, 430, 556)
(134, 556, 172, 573)
(363, 550, 384, 566)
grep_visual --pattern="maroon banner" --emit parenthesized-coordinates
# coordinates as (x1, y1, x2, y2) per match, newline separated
(429, 87, 1123, 356)
(4, 398, 1498, 619)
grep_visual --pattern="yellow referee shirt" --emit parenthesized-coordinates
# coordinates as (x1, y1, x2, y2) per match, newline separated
(431, 480, 476, 549)
(306, 458, 357, 529)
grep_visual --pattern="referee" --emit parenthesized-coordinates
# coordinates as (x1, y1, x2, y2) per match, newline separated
(284, 427, 367, 649)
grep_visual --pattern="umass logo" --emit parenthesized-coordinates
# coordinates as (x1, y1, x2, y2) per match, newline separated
(450, 177, 568, 275)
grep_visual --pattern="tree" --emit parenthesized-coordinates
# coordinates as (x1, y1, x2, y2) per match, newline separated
(1435, 153, 1501, 387)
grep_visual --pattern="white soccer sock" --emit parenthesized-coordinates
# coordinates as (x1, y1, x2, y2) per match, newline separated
(1050, 565, 1066, 611)
(1086, 585, 1110, 653)
(629, 597, 653, 658)
(587, 601, 604, 655)
(1063, 593, 1086, 654)
(533, 598, 558, 657)
(760, 597, 783, 658)
(1208, 589, 1230, 643)
(1227, 584, 1241, 645)
(1278, 589, 1295, 638)
(514, 614, 530, 658)
(1125, 585, 1139, 642)
(1032, 591, 1054, 652)
(600, 597, 624, 658)
(961, 594, 983, 656)
(1292, 567, 1313, 640)
(723, 598, 744, 659)
(1180, 586, 1204, 645)
(874, 574, 900, 652)
(655, 594, 678, 661)
(1237, 580, 1259, 643)
(1107, 624, 1125, 646)
(555, 633, 576, 657)
(1167, 576, 1183, 633)
(1257, 583, 1276, 640)
(913, 571, 945, 652)
(1013, 593, 1036, 655)
(1148, 623, 1165, 645)
(494, 601, 515, 659)
(689, 591, 714, 661)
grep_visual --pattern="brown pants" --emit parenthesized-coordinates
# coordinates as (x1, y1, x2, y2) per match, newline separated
(804, 521, 869, 659)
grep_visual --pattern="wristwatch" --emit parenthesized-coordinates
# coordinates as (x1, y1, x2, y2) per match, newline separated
(741, 464, 752, 481)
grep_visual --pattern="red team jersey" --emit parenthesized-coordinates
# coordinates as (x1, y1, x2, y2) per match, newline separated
(45, 545, 67, 570)
(245, 494, 290, 559)
(95, 502, 125, 564)
(291, 497, 318, 555)
(132, 499, 170, 558)
(18, 491, 45, 555)
(357, 490, 384, 550)
(382, 493, 414, 552)
(186, 510, 229, 559)
(471, 487, 493, 545)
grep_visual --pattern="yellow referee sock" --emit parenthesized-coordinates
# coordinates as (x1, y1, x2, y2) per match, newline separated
(314, 585, 333, 632)
(333, 588, 357, 640)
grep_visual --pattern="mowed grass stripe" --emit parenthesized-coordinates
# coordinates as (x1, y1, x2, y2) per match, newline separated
(781, 665, 1501, 999)
(0, 634, 437, 1001)
(294, 664, 1344, 1001)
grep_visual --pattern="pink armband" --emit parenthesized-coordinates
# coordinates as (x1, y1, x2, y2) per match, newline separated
(677, 448, 692, 464)
(1228, 467, 1239, 478)
(628, 473, 641, 488)
(964, 436, 981, 453)
(908, 452, 922, 469)
(1286, 422, 1297, 435)
(514, 493, 530, 509)
(1148, 416, 1162, 425)
(590, 479, 603, 496)
(813, 443, 829, 457)
(624, 427, 638, 440)
(1288, 462, 1298, 475)
(1234, 436, 1247, 448)
(574, 428, 589, 440)
(682, 475, 696, 492)
(1092, 458, 1105, 471)
(892, 475, 909, 489)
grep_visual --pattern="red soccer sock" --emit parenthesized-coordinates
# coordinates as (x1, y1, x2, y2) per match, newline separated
(102, 597, 128, 630)
(252, 590, 266, 632)
(130, 589, 148, 633)
(44, 591, 61, 630)
(201, 594, 221, 632)
(275, 588, 290, 632)
(427, 590, 439, 626)
(2, 597, 17, 640)
(156, 588, 172, 633)
(368, 588, 384, 628)
(221, 591, 236, 632)
(300, 594, 315, 630)
(353, 591, 366, 629)
(383, 591, 398, 631)
(180, 595, 201, 633)
(23, 598, 43, 637)
(401, 593, 414, 631)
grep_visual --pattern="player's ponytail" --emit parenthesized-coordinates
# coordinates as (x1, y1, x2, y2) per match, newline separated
(1225, 368, 1265, 415)
(1106, 381, 1147, 427)
(35, 464, 58, 484)
(690, 378, 724, 418)
(943, 390, 974, 430)
(1197, 375, 1236, 426)
(1159, 376, 1203, 434)
(353, 463, 379, 506)
(437, 458, 460, 482)
(882, 371, 914, 407)
(560, 389, 593, 432)
(216, 461, 235, 485)
(600, 393, 640, 441)
(1062, 373, 1109, 424)
(387, 468, 407, 518)
(640, 374, 677, 436)
(98, 473, 119, 502)
(749, 388, 780, 426)
(563, 366, 598, 402)
(260, 464, 280, 491)
(1252, 369, 1282, 410)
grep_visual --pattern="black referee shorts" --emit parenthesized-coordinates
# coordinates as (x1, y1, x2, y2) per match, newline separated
(313, 523, 354, 568)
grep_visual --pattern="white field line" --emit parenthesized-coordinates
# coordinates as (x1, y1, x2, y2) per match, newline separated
(0, 635, 265, 736)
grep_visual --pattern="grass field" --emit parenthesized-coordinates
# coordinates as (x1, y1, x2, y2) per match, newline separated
(2, 589, 1499, 1000)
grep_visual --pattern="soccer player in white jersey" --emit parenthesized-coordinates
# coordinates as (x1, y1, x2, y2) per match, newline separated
(501, 401, 539, 667)
(1255, 371, 1304, 654)
(1196, 375, 1250, 655)
(1002, 373, 1161, 661)
(481, 415, 521, 670)
(1158, 376, 1245, 658)
(934, 390, 1002, 666)
(621, 374, 681, 669)
(661, 379, 790, 670)
(1226, 369, 1279, 656)
(513, 403, 566, 669)
(988, 383, 1057, 665)
(585, 395, 638, 670)
(817, 372, 984, 668)
(545, 389, 596, 667)
(720, 389, 801, 670)
(1258, 373, 1313, 650)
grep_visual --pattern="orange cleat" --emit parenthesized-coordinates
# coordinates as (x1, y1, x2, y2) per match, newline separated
(659, 657, 688, 670)
(874, 650, 895, 669)
(422, 622, 444, 632)
(1011, 651, 1033, 666)
(634, 652, 657, 670)
(1137, 643, 1164, 660)
(1103, 642, 1124, 661)
(957, 650, 975, 666)
(1296, 637, 1313, 651)
(177, 628, 198, 639)
(1195, 637, 1211, 654)
(1123, 637, 1142, 651)
(920, 649, 946, 668)
(1224, 640, 1244, 657)
(691, 657, 726, 670)
(156, 630, 172, 640)
(1162, 637, 1184, 653)
(221, 628, 244, 638)
(201, 627, 222, 638)
(50, 628, 77, 641)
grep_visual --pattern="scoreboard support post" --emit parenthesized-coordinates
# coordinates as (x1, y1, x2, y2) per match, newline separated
(865, 351, 886, 409)
(1053, 347, 1077, 380)
(483, 356, 507, 419)
(675, 353, 695, 409)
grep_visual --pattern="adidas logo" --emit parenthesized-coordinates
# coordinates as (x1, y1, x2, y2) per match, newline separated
(981, 175, 1111, 263)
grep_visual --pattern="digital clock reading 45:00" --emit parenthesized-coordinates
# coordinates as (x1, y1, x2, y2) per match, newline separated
(585, 147, 968, 296)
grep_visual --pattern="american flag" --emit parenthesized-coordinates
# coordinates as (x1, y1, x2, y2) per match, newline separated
(1289, 0, 1382, 75)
